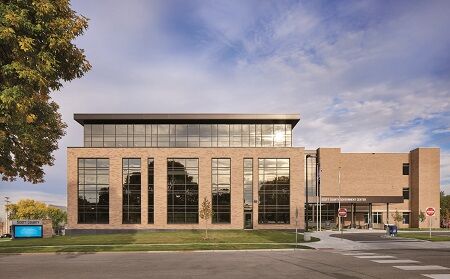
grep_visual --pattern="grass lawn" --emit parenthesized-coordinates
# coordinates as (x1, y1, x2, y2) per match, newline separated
(0, 230, 318, 253)
(398, 232, 450, 242)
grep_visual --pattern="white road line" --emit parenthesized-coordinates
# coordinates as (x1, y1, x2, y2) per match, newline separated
(393, 265, 450, 271)
(343, 253, 377, 256)
(356, 255, 396, 259)
(371, 259, 419, 264)
(422, 274, 450, 279)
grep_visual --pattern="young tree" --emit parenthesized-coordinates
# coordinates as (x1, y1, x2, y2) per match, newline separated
(47, 206, 67, 229)
(418, 210, 426, 224)
(392, 210, 403, 226)
(5, 199, 67, 230)
(0, 0, 91, 183)
(199, 197, 212, 240)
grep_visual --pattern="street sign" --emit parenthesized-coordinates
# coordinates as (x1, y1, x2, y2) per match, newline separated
(426, 207, 435, 217)
(338, 208, 347, 218)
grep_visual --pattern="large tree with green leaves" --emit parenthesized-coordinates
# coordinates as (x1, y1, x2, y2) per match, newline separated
(0, 0, 90, 183)
(441, 191, 450, 228)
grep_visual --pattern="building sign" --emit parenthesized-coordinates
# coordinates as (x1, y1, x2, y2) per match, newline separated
(12, 220, 43, 225)
(319, 196, 404, 204)
(13, 225, 43, 238)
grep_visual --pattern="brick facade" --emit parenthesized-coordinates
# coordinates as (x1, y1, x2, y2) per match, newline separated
(67, 147, 305, 231)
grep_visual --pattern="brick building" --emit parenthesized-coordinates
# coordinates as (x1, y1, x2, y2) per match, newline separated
(66, 113, 440, 234)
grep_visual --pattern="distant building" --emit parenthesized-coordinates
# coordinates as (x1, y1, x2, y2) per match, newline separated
(66, 113, 440, 234)
(49, 205, 67, 213)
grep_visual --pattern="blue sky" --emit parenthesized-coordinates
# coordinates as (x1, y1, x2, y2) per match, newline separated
(1, 0, 449, 210)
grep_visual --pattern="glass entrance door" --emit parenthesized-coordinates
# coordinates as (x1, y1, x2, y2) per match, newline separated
(244, 212, 253, 229)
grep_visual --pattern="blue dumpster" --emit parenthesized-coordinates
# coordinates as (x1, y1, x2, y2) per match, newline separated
(388, 225, 398, 236)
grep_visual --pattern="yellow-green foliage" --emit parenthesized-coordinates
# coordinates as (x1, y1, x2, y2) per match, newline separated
(6, 199, 67, 228)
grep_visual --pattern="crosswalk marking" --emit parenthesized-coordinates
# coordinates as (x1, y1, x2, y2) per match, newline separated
(371, 259, 419, 264)
(422, 274, 450, 279)
(356, 255, 396, 259)
(393, 265, 450, 271)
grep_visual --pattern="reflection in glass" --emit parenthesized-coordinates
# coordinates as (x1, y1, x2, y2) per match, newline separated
(78, 158, 109, 224)
(244, 158, 253, 212)
(167, 158, 199, 223)
(258, 158, 290, 224)
(212, 158, 231, 223)
(123, 158, 141, 224)
(148, 159, 154, 224)
(83, 124, 292, 148)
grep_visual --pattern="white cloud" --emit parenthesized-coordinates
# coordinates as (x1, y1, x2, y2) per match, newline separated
(433, 128, 450, 134)
(2, 0, 449, 199)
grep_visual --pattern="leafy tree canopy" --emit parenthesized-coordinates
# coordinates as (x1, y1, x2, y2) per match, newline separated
(6, 199, 67, 228)
(0, 0, 91, 183)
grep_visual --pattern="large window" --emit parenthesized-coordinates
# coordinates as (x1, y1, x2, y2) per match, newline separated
(243, 158, 253, 212)
(83, 124, 292, 148)
(122, 158, 141, 224)
(305, 154, 317, 196)
(258, 159, 290, 224)
(78, 158, 109, 224)
(148, 159, 154, 224)
(167, 158, 199, 224)
(364, 212, 382, 224)
(211, 159, 231, 223)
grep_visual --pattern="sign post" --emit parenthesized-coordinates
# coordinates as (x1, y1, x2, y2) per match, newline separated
(295, 207, 298, 249)
(426, 207, 435, 239)
(338, 208, 347, 236)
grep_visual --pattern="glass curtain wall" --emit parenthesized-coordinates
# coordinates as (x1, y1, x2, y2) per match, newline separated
(78, 158, 109, 224)
(305, 155, 317, 196)
(167, 158, 199, 224)
(84, 124, 292, 148)
(211, 158, 231, 223)
(122, 158, 141, 224)
(258, 159, 290, 224)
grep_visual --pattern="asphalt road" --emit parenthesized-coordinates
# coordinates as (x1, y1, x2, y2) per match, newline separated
(330, 232, 450, 242)
(1, 248, 449, 279)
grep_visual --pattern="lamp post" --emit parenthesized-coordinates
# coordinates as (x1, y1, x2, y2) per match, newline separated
(4, 197, 10, 234)
(338, 167, 341, 234)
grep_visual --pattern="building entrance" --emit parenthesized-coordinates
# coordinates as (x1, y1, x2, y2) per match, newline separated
(244, 213, 252, 229)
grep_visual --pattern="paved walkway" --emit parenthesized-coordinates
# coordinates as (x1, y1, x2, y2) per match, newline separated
(302, 230, 450, 251)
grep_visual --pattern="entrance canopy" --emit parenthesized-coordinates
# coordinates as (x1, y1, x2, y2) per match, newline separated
(317, 196, 404, 204)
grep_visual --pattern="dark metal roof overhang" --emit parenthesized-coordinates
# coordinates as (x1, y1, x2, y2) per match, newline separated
(318, 196, 404, 204)
(74, 113, 301, 127)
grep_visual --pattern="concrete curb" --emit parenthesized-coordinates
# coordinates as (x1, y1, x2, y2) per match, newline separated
(0, 248, 312, 255)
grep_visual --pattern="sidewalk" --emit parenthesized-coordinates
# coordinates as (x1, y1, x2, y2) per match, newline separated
(301, 230, 450, 251)
(302, 230, 373, 250)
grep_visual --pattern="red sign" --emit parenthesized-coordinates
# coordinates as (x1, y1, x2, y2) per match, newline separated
(426, 207, 435, 216)
(338, 208, 347, 218)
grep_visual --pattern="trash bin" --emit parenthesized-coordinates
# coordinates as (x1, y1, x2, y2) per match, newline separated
(387, 225, 397, 236)
(304, 232, 311, 242)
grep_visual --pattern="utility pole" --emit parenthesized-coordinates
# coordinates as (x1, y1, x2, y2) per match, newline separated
(305, 155, 310, 232)
(5, 197, 10, 234)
